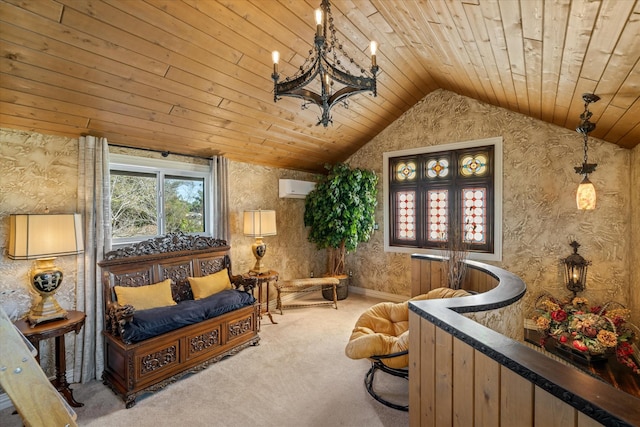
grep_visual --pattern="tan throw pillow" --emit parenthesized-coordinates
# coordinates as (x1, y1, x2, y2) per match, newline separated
(188, 269, 232, 300)
(114, 279, 176, 311)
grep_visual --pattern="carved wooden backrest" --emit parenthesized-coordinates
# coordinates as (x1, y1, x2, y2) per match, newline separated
(98, 233, 232, 319)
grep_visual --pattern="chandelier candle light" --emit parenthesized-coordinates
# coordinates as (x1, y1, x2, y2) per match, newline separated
(271, 0, 379, 127)
(574, 93, 600, 210)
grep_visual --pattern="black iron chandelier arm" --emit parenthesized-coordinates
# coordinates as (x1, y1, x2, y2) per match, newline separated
(274, 59, 321, 96)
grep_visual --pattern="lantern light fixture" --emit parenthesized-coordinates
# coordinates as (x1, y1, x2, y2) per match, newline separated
(563, 240, 590, 296)
(574, 93, 600, 210)
(271, 0, 379, 127)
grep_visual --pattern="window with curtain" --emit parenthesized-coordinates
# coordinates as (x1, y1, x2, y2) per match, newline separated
(109, 154, 211, 245)
(383, 137, 503, 261)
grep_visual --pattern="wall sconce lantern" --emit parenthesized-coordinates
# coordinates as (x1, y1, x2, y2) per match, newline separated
(574, 93, 600, 210)
(563, 240, 590, 296)
(243, 210, 277, 274)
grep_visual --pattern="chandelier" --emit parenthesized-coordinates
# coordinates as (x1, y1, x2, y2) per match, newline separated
(574, 93, 600, 210)
(271, 0, 379, 127)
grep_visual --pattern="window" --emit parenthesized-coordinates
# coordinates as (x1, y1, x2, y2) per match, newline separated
(383, 137, 502, 261)
(109, 154, 211, 245)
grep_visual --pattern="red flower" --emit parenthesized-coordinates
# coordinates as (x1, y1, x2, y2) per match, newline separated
(551, 310, 568, 322)
(612, 316, 625, 328)
(617, 342, 634, 357)
(572, 340, 588, 352)
(559, 335, 568, 343)
(590, 305, 602, 314)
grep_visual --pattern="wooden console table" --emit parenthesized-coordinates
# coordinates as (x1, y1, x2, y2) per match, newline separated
(14, 311, 86, 407)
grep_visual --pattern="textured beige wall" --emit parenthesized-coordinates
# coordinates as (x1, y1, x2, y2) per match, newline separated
(227, 161, 326, 294)
(0, 128, 80, 375)
(631, 144, 640, 327)
(0, 129, 79, 318)
(347, 90, 632, 316)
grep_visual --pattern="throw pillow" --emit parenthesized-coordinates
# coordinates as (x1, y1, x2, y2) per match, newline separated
(188, 269, 233, 299)
(114, 279, 176, 311)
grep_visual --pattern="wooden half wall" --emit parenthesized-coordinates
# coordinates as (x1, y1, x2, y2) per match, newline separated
(411, 256, 499, 296)
(408, 255, 640, 427)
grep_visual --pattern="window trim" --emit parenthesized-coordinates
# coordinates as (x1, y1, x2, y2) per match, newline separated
(383, 137, 503, 262)
(109, 153, 212, 246)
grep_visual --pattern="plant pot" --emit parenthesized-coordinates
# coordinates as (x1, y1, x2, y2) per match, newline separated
(322, 275, 349, 301)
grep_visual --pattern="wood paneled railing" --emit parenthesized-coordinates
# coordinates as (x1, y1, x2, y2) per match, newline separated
(409, 254, 640, 427)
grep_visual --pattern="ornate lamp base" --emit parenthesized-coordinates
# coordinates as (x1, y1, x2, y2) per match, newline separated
(250, 238, 270, 274)
(28, 295, 68, 326)
(28, 258, 68, 326)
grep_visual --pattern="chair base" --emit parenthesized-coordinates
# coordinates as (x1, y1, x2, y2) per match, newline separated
(364, 359, 409, 412)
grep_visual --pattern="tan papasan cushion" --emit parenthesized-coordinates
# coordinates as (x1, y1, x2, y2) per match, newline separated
(345, 287, 470, 369)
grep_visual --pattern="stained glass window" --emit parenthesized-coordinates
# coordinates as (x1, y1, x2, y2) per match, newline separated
(460, 154, 488, 176)
(462, 187, 486, 244)
(427, 189, 448, 242)
(426, 158, 449, 178)
(388, 143, 495, 253)
(395, 191, 416, 240)
(395, 161, 417, 181)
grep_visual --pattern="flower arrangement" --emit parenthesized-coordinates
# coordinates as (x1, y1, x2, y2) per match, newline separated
(533, 293, 639, 375)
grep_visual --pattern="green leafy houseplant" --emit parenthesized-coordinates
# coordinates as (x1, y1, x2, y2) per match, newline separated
(304, 163, 378, 277)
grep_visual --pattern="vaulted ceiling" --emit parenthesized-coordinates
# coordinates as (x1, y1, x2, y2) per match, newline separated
(1, 0, 638, 173)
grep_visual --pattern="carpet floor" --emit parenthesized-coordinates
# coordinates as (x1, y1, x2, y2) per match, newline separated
(1, 293, 409, 427)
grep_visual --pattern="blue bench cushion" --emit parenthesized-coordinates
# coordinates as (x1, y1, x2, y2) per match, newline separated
(122, 289, 255, 343)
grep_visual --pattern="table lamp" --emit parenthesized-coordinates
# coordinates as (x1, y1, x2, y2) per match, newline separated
(7, 213, 84, 326)
(243, 210, 276, 274)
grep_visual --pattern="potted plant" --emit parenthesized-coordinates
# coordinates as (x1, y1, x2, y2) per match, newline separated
(304, 163, 378, 299)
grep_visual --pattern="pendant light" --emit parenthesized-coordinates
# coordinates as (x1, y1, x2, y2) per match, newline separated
(574, 93, 600, 210)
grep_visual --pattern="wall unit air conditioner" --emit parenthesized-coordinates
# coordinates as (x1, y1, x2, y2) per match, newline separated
(279, 179, 315, 199)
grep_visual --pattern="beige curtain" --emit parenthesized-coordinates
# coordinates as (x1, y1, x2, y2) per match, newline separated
(211, 156, 229, 241)
(74, 136, 111, 382)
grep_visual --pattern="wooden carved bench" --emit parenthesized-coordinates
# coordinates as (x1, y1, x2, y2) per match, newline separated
(98, 233, 260, 408)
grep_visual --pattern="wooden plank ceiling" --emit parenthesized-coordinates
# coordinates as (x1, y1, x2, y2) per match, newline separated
(1, 0, 638, 173)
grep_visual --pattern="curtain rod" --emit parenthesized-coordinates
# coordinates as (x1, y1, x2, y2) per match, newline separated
(108, 143, 216, 161)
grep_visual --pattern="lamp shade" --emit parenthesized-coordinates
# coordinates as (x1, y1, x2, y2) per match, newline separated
(576, 177, 596, 210)
(243, 210, 276, 237)
(8, 214, 84, 260)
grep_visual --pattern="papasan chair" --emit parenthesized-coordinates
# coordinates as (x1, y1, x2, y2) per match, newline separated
(345, 287, 470, 411)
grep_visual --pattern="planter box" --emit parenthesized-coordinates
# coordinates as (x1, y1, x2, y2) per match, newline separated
(322, 275, 349, 301)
